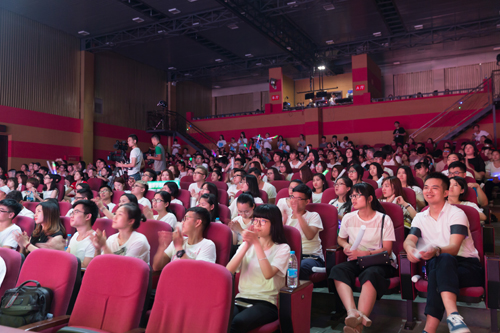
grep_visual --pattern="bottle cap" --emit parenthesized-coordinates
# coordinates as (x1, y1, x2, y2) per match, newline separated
(67, 234, 71, 237)
(290, 251, 295, 254)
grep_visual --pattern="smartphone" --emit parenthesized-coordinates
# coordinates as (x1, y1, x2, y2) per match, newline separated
(235, 300, 253, 308)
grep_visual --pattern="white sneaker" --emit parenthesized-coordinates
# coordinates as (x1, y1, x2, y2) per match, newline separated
(447, 313, 470, 333)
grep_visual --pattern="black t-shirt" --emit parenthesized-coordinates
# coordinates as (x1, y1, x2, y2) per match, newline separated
(467, 157, 485, 173)
(30, 230, 64, 245)
(393, 127, 405, 144)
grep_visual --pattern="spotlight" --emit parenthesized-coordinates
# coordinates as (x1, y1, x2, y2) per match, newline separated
(157, 100, 167, 108)
(318, 65, 326, 70)
(269, 78, 277, 89)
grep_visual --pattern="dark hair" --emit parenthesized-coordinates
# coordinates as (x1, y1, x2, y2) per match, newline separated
(464, 142, 479, 156)
(449, 176, 468, 201)
(76, 182, 91, 192)
(414, 162, 429, 170)
(144, 168, 157, 181)
(351, 183, 386, 214)
(154, 191, 172, 213)
(349, 164, 364, 182)
(300, 165, 314, 184)
(397, 166, 418, 187)
(253, 204, 287, 244)
(201, 182, 219, 200)
(200, 193, 219, 221)
(248, 167, 263, 178)
(128, 134, 139, 143)
(280, 161, 293, 174)
(424, 172, 450, 190)
(308, 149, 320, 165)
(242, 174, 261, 198)
(267, 167, 282, 181)
(119, 203, 146, 229)
(18, 174, 27, 186)
(292, 183, 312, 200)
(6, 190, 22, 203)
(47, 174, 61, 191)
(0, 198, 22, 218)
(368, 162, 384, 180)
(187, 206, 211, 232)
(151, 133, 160, 141)
(7, 177, 18, 190)
(211, 169, 223, 181)
(236, 193, 256, 208)
(33, 201, 65, 238)
(121, 193, 139, 205)
(72, 200, 99, 226)
(76, 188, 93, 200)
(164, 182, 179, 199)
(448, 161, 466, 173)
(313, 173, 328, 192)
(380, 177, 408, 203)
(99, 185, 113, 197)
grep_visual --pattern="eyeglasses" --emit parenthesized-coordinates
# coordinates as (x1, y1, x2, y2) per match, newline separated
(348, 170, 356, 174)
(182, 214, 197, 222)
(252, 218, 269, 226)
(335, 182, 345, 187)
(238, 210, 252, 216)
(0, 209, 12, 214)
(350, 193, 362, 199)
(132, 184, 144, 189)
(69, 209, 84, 216)
(289, 195, 308, 201)
(448, 171, 464, 176)
(74, 196, 85, 201)
(99, 190, 110, 194)
(193, 172, 204, 176)
(152, 199, 164, 203)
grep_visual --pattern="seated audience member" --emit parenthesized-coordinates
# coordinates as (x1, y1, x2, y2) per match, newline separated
(448, 177, 487, 222)
(404, 173, 483, 333)
(484, 149, 500, 202)
(379, 177, 416, 230)
(0, 175, 6, 188)
(226, 204, 290, 333)
(152, 207, 216, 271)
(266, 167, 281, 183)
(97, 167, 112, 185)
(22, 177, 40, 202)
(368, 162, 386, 188)
(228, 169, 246, 203)
(34, 174, 61, 201)
(189, 166, 208, 202)
(463, 142, 485, 181)
(131, 180, 152, 208)
(329, 183, 397, 333)
(435, 148, 451, 172)
(348, 164, 364, 185)
(141, 168, 157, 183)
(195, 182, 219, 206)
(211, 169, 223, 182)
(113, 176, 126, 191)
(288, 149, 302, 169)
(91, 203, 150, 264)
(162, 182, 183, 206)
(198, 193, 219, 222)
(441, 153, 472, 178)
(16, 174, 27, 192)
(67, 200, 99, 268)
(300, 165, 314, 184)
(14, 201, 66, 254)
(6, 191, 34, 219)
(373, 152, 394, 176)
(66, 188, 94, 217)
(397, 166, 425, 210)
(228, 193, 255, 246)
(160, 169, 175, 182)
(298, 149, 319, 170)
(229, 174, 263, 219)
(276, 180, 302, 224)
(285, 184, 323, 280)
(345, 148, 360, 168)
(270, 151, 284, 169)
(0, 199, 23, 249)
(143, 191, 177, 229)
(447, 161, 487, 207)
(249, 168, 277, 204)
(315, 161, 328, 175)
(7, 177, 18, 192)
(96, 193, 138, 220)
(329, 177, 353, 223)
(98, 185, 116, 212)
(331, 165, 345, 182)
(415, 162, 430, 182)
(279, 162, 293, 181)
(312, 173, 329, 203)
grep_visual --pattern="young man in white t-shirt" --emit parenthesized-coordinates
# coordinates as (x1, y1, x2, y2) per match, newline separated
(248, 168, 277, 204)
(131, 180, 152, 208)
(68, 200, 99, 268)
(6, 190, 34, 219)
(188, 166, 207, 204)
(404, 173, 483, 333)
(152, 207, 216, 271)
(471, 124, 491, 142)
(285, 184, 324, 280)
(0, 199, 23, 249)
(116, 134, 143, 181)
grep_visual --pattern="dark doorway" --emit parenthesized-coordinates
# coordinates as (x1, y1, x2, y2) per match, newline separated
(0, 135, 8, 173)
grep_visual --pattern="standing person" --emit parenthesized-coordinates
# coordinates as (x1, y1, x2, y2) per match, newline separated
(217, 135, 227, 150)
(471, 124, 491, 142)
(238, 132, 248, 151)
(404, 173, 483, 333)
(146, 134, 166, 175)
(393, 121, 406, 146)
(226, 204, 290, 333)
(171, 139, 181, 156)
(116, 134, 143, 181)
(297, 134, 306, 153)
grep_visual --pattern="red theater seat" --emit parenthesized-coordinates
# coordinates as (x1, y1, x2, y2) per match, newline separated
(235, 190, 268, 203)
(169, 203, 186, 222)
(321, 188, 338, 204)
(0, 248, 23, 297)
(271, 180, 291, 193)
(177, 189, 190, 208)
(218, 204, 231, 224)
(60, 216, 76, 236)
(92, 218, 118, 237)
(13, 215, 35, 238)
(213, 181, 228, 191)
(58, 201, 72, 216)
(87, 178, 103, 192)
(137, 220, 172, 265)
(112, 190, 125, 204)
(218, 188, 229, 206)
(203, 222, 232, 266)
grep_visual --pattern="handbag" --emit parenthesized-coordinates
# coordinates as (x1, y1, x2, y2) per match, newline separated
(357, 214, 391, 269)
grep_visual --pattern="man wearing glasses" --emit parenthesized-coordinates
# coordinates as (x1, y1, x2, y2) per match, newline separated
(0, 199, 23, 249)
(131, 180, 152, 208)
(65, 189, 94, 217)
(189, 167, 208, 200)
(152, 207, 216, 272)
(285, 184, 324, 280)
(67, 200, 99, 268)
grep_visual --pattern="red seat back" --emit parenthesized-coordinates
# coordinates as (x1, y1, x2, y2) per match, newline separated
(17, 249, 78, 316)
(169, 203, 186, 222)
(0, 248, 23, 297)
(321, 188, 338, 204)
(58, 201, 72, 216)
(26, 202, 38, 214)
(180, 182, 190, 190)
(203, 222, 232, 266)
(145, 191, 156, 201)
(87, 178, 103, 192)
(92, 218, 118, 237)
(218, 189, 229, 206)
(379, 202, 405, 257)
(60, 216, 76, 236)
(306, 203, 338, 259)
(275, 188, 289, 204)
(414, 177, 424, 190)
(177, 189, 190, 208)
(306, 181, 314, 190)
(363, 179, 378, 189)
(375, 188, 383, 198)
(37, 184, 44, 192)
(402, 187, 417, 209)
(136, 220, 172, 260)
(218, 204, 231, 225)
(148, 260, 232, 333)
(112, 190, 125, 204)
(271, 180, 291, 193)
(180, 175, 194, 183)
(454, 204, 483, 264)
(462, 187, 478, 204)
(56, 182, 65, 201)
(13, 216, 35, 238)
(235, 190, 268, 203)
(465, 176, 476, 184)
(69, 255, 150, 332)
(291, 171, 301, 180)
(92, 190, 99, 198)
(213, 181, 228, 191)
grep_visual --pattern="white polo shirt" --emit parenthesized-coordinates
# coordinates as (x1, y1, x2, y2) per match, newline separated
(261, 182, 277, 200)
(285, 211, 324, 259)
(409, 202, 479, 259)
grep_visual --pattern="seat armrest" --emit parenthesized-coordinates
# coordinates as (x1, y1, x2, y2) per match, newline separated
(124, 329, 146, 333)
(279, 281, 313, 333)
(326, 245, 346, 292)
(485, 253, 500, 309)
(483, 226, 495, 254)
(20, 315, 70, 331)
(399, 250, 417, 300)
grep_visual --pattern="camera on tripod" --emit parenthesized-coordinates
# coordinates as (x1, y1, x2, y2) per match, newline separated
(108, 140, 129, 163)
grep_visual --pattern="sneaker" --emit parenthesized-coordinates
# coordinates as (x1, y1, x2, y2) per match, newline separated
(447, 313, 470, 333)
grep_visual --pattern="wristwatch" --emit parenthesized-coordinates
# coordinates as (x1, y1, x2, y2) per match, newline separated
(176, 250, 186, 258)
(434, 246, 441, 257)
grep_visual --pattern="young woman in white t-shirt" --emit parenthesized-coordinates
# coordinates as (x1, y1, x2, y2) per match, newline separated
(162, 182, 184, 206)
(229, 175, 264, 219)
(277, 180, 301, 224)
(288, 150, 302, 169)
(379, 177, 416, 231)
(328, 176, 352, 226)
(312, 173, 328, 203)
(227, 204, 291, 333)
(198, 193, 219, 222)
(91, 203, 150, 264)
(329, 183, 397, 333)
(278, 162, 293, 182)
(143, 191, 177, 229)
(368, 163, 385, 188)
(217, 134, 227, 150)
(228, 193, 255, 246)
(396, 166, 425, 210)
(238, 132, 248, 151)
(448, 177, 487, 222)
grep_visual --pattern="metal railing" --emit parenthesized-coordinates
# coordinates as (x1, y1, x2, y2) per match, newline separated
(192, 109, 265, 120)
(371, 87, 479, 103)
(493, 69, 500, 101)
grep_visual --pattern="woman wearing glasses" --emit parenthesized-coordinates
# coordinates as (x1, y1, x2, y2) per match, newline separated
(228, 193, 255, 257)
(143, 191, 177, 229)
(329, 176, 353, 225)
(227, 204, 290, 333)
(329, 183, 397, 333)
(33, 174, 61, 201)
(229, 174, 263, 219)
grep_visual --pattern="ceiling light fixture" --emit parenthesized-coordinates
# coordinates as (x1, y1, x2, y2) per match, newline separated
(287, 1, 297, 5)
(414, 24, 423, 30)
(393, 61, 401, 65)
(326, 40, 334, 45)
(168, 67, 177, 70)
(227, 23, 239, 29)
(323, 4, 335, 10)
(318, 65, 326, 70)
(213, 86, 221, 88)
(132, 17, 144, 23)
(158, 30, 166, 34)
(78, 30, 90, 36)
(192, 21, 200, 26)
(245, 54, 253, 57)
(373, 32, 382, 37)
(256, 63, 262, 66)
(187, 0, 197, 2)
(215, 59, 223, 62)
(169, 8, 181, 14)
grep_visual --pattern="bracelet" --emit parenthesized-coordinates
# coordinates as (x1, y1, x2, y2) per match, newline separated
(405, 204, 411, 209)
(258, 257, 268, 261)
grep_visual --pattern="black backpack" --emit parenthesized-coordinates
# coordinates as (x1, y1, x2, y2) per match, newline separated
(0, 280, 53, 328)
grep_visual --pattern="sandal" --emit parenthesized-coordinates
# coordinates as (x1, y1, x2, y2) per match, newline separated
(343, 324, 363, 333)
(345, 309, 372, 328)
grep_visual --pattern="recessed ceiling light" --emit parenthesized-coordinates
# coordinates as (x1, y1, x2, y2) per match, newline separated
(192, 21, 200, 26)
(256, 63, 262, 66)
(158, 30, 166, 34)
(245, 54, 253, 57)
(215, 59, 223, 62)
(414, 24, 423, 30)
(168, 67, 177, 70)
(187, 0, 197, 2)
(323, 4, 335, 10)
(169, 8, 181, 14)
(286, 46, 292, 51)
(78, 30, 90, 36)
(184, 73, 191, 76)
(132, 17, 144, 23)
(326, 40, 334, 45)
(318, 65, 326, 70)
(494, 46, 500, 51)
(393, 61, 401, 65)
(373, 32, 382, 37)
(227, 23, 238, 30)
(213, 86, 221, 88)
(287, 1, 297, 5)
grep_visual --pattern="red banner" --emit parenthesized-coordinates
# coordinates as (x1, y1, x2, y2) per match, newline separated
(271, 94, 280, 101)
(355, 84, 365, 91)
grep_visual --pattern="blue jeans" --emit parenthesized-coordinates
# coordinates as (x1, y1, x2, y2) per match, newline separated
(300, 255, 325, 280)
(129, 172, 141, 181)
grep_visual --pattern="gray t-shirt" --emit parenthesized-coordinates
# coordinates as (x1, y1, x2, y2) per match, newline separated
(129, 147, 143, 176)
(153, 143, 166, 172)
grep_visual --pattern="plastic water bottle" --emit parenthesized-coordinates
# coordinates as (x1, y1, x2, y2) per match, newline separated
(27, 191, 34, 202)
(65, 234, 72, 250)
(287, 251, 298, 288)
(215, 217, 221, 224)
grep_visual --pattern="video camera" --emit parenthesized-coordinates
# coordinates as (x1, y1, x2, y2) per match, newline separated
(108, 140, 129, 163)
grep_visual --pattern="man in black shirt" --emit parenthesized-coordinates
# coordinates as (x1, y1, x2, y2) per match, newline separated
(393, 121, 406, 145)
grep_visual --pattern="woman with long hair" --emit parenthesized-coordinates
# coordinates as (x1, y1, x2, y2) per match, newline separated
(396, 166, 424, 210)
(329, 176, 353, 223)
(162, 182, 184, 206)
(228, 193, 255, 246)
(279, 162, 293, 181)
(143, 191, 177, 228)
(331, 165, 345, 182)
(368, 163, 385, 188)
(464, 142, 486, 181)
(198, 193, 220, 222)
(345, 148, 360, 168)
(229, 174, 263, 219)
(448, 177, 487, 222)
(34, 174, 60, 201)
(299, 165, 314, 184)
(227, 204, 290, 333)
(95, 193, 138, 220)
(329, 183, 397, 333)
(266, 167, 282, 182)
(312, 173, 329, 203)
(348, 164, 364, 185)
(379, 177, 416, 230)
